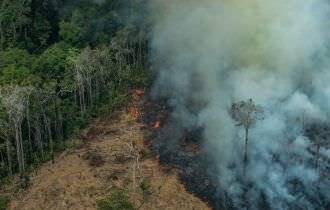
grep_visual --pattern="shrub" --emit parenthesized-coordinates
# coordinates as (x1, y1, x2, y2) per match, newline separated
(19, 174, 30, 189)
(64, 139, 83, 150)
(0, 176, 11, 187)
(140, 177, 151, 198)
(0, 196, 9, 210)
(97, 188, 134, 210)
(83, 149, 105, 167)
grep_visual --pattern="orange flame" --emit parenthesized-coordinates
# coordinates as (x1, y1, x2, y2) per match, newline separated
(128, 89, 145, 120)
(135, 89, 145, 96)
(129, 106, 140, 119)
(154, 120, 161, 129)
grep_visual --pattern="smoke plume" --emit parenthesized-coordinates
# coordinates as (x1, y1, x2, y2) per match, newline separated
(149, 0, 330, 209)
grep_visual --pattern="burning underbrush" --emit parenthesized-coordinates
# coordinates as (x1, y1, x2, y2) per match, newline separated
(128, 90, 224, 208)
(128, 90, 330, 210)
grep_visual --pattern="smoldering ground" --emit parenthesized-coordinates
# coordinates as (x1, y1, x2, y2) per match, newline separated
(148, 0, 330, 209)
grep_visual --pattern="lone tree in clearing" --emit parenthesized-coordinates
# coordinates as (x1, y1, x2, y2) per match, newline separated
(229, 99, 264, 162)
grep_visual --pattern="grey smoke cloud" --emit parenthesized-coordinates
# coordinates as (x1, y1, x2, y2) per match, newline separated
(149, 0, 330, 209)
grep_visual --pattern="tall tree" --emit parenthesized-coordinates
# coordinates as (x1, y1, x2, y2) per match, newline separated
(0, 116, 12, 176)
(0, 0, 31, 49)
(0, 85, 33, 177)
(305, 124, 330, 170)
(229, 99, 264, 163)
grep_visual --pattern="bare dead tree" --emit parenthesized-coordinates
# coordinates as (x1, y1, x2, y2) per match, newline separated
(305, 124, 330, 171)
(74, 47, 100, 112)
(37, 87, 62, 164)
(0, 85, 33, 177)
(314, 139, 328, 171)
(74, 61, 86, 113)
(74, 47, 119, 114)
(229, 99, 264, 163)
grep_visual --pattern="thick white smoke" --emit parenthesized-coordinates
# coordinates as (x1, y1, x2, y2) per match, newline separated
(149, 0, 330, 209)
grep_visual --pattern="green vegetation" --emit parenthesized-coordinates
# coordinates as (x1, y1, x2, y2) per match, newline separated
(0, 0, 149, 182)
(140, 177, 151, 198)
(0, 195, 8, 210)
(97, 188, 134, 210)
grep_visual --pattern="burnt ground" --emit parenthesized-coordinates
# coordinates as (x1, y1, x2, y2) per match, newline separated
(137, 92, 330, 210)
(137, 93, 224, 209)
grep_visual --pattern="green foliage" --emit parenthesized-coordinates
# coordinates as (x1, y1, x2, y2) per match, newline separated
(33, 43, 76, 81)
(0, 0, 150, 182)
(0, 48, 34, 85)
(0, 0, 58, 51)
(0, 0, 31, 49)
(140, 177, 151, 198)
(0, 161, 6, 178)
(0, 195, 9, 210)
(59, 21, 82, 46)
(31, 14, 52, 48)
(19, 174, 30, 189)
(131, 69, 152, 87)
(60, 139, 83, 151)
(97, 188, 134, 210)
(0, 175, 11, 187)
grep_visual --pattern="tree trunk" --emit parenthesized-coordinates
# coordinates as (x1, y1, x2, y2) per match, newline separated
(37, 124, 44, 157)
(19, 122, 25, 173)
(43, 110, 54, 164)
(5, 137, 12, 176)
(0, 151, 4, 167)
(58, 111, 64, 140)
(315, 145, 320, 170)
(26, 100, 32, 151)
(138, 35, 142, 66)
(88, 77, 92, 107)
(244, 127, 249, 163)
(12, 23, 16, 41)
(0, 20, 4, 50)
(48, 122, 54, 164)
(15, 123, 24, 177)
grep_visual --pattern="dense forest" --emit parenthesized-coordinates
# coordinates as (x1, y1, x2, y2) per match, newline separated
(0, 0, 149, 183)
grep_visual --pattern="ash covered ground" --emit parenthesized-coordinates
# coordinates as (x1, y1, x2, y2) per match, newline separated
(137, 92, 330, 210)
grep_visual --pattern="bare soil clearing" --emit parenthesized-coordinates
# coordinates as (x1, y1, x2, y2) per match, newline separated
(7, 111, 210, 210)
